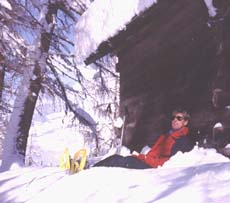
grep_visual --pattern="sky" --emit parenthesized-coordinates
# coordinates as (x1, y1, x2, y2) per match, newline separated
(1, 0, 230, 202)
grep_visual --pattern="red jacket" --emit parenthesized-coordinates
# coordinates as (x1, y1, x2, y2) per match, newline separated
(134, 127, 189, 168)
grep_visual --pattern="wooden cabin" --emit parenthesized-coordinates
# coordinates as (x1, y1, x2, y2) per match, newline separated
(84, 0, 230, 152)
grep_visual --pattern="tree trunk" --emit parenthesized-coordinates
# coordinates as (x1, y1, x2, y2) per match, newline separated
(0, 3, 57, 171)
(16, 62, 42, 156)
(0, 54, 5, 160)
(0, 64, 42, 170)
(0, 53, 5, 101)
(16, 4, 57, 159)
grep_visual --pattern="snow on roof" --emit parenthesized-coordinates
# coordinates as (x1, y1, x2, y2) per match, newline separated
(203, 0, 217, 17)
(74, 0, 217, 65)
(74, 0, 157, 64)
(0, 0, 12, 10)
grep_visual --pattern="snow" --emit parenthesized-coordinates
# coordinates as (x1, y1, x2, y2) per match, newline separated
(75, 0, 157, 64)
(1, 108, 230, 202)
(213, 122, 223, 128)
(2, 108, 230, 202)
(0, 0, 12, 10)
(203, 0, 217, 17)
(113, 116, 124, 128)
(0, 68, 33, 170)
(1, 0, 229, 202)
(26, 111, 86, 167)
(0, 143, 230, 203)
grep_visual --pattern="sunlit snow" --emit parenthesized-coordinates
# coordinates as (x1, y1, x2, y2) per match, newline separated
(0, 140, 230, 202)
(1, 0, 227, 202)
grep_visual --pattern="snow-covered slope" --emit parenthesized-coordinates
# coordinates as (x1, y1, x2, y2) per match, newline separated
(0, 146, 230, 203)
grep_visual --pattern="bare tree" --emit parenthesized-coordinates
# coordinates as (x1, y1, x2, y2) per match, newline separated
(0, 0, 119, 170)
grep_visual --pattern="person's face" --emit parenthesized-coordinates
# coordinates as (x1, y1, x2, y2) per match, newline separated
(171, 112, 188, 130)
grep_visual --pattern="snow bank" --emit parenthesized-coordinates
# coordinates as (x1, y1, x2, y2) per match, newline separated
(0, 145, 230, 203)
(163, 145, 230, 168)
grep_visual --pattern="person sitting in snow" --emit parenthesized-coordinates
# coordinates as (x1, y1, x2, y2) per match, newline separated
(93, 109, 194, 169)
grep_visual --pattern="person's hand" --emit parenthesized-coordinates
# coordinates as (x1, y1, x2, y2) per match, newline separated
(132, 151, 139, 156)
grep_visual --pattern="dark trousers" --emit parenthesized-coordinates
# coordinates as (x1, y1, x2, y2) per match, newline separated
(93, 154, 152, 169)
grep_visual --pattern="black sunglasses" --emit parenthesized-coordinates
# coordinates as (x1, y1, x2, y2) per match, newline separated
(171, 115, 185, 121)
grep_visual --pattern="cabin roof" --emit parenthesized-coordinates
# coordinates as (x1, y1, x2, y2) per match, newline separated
(75, 0, 215, 65)
(74, 0, 157, 65)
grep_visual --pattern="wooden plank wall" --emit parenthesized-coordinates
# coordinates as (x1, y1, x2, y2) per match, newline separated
(116, 0, 219, 151)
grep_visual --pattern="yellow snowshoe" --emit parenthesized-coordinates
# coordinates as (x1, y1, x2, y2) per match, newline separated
(70, 148, 87, 174)
(59, 147, 71, 171)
